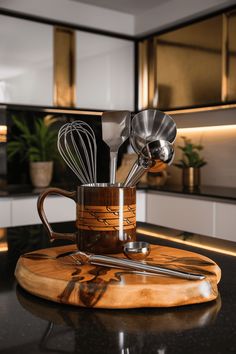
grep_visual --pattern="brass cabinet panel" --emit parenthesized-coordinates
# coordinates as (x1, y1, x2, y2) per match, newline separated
(156, 16, 222, 109)
(54, 27, 76, 107)
(228, 10, 236, 101)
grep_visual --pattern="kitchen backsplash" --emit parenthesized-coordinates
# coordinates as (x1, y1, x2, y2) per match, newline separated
(168, 114, 236, 188)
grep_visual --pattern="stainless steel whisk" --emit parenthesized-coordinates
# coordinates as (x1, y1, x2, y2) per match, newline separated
(57, 121, 97, 184)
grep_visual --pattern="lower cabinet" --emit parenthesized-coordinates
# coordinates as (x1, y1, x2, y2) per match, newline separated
(11, 196, 76, 227)
(146, 193, 214, 236)
(1, 191, 235, 242)
(136, 190, 146, 222)
(146, 192, 236, 242)
(0, 190, 146, 228)
(0, 198, 11, 228)
(214, 202, 236, 242)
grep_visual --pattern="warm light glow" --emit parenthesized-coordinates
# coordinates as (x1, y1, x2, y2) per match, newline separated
(0, 228, 6, 239)
(0, 243, 8, 252)
(177, 124, 236, 134)
(137, 227, 236, 257)
(0, 125, 7, 143)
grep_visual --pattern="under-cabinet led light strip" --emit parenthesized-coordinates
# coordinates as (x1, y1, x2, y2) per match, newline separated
(0, 125, 7, 143)
(137, 227, 236, 257)
(177, 124, 236, 133)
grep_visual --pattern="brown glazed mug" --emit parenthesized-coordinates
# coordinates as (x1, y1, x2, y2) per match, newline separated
(37, 183, 136, 254)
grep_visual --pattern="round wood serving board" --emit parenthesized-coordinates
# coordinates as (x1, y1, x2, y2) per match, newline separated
(15, 244, 221, 309)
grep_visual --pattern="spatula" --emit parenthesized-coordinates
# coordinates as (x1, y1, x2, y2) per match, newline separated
(102, 111, 131, 184)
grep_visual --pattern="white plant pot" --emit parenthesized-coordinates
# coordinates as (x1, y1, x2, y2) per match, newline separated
(30, 161, 53, 188)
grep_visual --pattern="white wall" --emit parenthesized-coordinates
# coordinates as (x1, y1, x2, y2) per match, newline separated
(1, 0, 235, 36)
(135, 0, 236, 35)
(168, 109, 236, 187)
(0, 0, 135, 35)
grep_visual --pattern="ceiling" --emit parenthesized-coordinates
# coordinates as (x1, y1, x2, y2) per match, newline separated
(69, 0, 169, 15)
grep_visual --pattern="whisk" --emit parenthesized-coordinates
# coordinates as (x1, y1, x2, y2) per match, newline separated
(57, 120, 97, 184)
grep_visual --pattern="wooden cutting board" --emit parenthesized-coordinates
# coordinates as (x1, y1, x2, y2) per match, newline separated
(15, 244, 221, 309)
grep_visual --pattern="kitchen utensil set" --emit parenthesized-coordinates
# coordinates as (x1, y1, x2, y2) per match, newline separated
(57, 109, 176, 186)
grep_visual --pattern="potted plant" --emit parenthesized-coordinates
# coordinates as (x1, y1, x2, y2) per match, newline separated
(8, 115, 58, 188)
(174, 136, 207, 189)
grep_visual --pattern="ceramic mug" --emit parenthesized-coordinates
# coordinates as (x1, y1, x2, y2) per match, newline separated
(37, 183, 136, 254)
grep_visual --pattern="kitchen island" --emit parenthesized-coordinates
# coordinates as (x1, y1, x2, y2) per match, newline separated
(0, 222, 236, 354)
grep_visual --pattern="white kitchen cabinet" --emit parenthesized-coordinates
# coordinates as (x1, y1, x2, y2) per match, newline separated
(11, 196, 75, 227)
(214, 202, 236, 242)
(136, 190, 146, 222)
(146, 192, 214, 236)
(0, 15, 53, 106)
(0, 199, 11, 227)
(76, 31, 134, 110)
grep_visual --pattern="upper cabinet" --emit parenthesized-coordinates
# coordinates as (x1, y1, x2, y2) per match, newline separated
(227, 10, 236, 102)
(138, 9, 236, 111)
(75, 31, 134, 110)
(0, 13, 134, 110)
(156, 16, 222, 109)
(0, 15, 53, 106)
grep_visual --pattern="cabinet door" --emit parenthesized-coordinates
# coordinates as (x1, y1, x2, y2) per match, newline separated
(136, 190, 146, 222)
(146, 193, 214, 236)
(156, 15, 222, 109)
(12, 196, 75, 226)
(0, 15, 53, 106)
(76, 31, 134, 110)
(0, 199, 11, 227)
(214, 202, 236, 242)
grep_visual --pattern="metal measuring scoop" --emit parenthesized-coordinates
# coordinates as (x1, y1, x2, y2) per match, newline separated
(123, 140, 174, 187)
(131, 109, 177, 154)
(123, 241, 151, 261)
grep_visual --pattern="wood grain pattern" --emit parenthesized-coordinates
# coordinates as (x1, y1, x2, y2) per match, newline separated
(15, 244, 221, 309)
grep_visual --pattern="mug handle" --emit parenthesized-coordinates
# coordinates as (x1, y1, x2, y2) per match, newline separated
(37, 188, 77, 242)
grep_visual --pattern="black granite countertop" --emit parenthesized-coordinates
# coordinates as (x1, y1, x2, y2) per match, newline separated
(138, 183, 236, 203)
(1, 183, 236, 204)
(0, 221, 236, 353)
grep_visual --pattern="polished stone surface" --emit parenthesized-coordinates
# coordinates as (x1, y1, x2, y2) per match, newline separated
(138, 183, 236, 203)
(0, 222, 236, 353)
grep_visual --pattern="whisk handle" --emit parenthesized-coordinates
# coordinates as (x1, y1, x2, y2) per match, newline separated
(37, 188, 77, 242)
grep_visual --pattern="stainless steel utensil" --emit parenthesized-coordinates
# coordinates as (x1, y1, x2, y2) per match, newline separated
(123, 241, 151, 261)
(123, 140, 174, 187)
(57, 120, 97, 184)
(70, 251, 205, 281)
(101, 111, 131, 184)
(131, 109, 177, 154)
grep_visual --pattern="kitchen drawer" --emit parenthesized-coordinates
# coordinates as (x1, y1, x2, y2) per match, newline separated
(11, 196, 76, 226)
(214, 202, 236, 242)
(146, 192, 214, 236)
(136, 190, 146, 222)
(0, 199, 11, 227)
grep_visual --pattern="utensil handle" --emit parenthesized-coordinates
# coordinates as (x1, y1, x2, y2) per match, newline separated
(110, 151, 118, 184)
(37, 188, 77, 242)
(90, 254, 205, 280)
(123, 162, 147, 187)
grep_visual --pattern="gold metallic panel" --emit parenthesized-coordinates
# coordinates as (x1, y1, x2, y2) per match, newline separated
(227, 10, 236, 101)
(221, 14, 229, 101)
(138, 40, 148, 110)
(138, 38, 158, 110)
(54, 27, 76, 107)
(156, 15, 222, 109)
